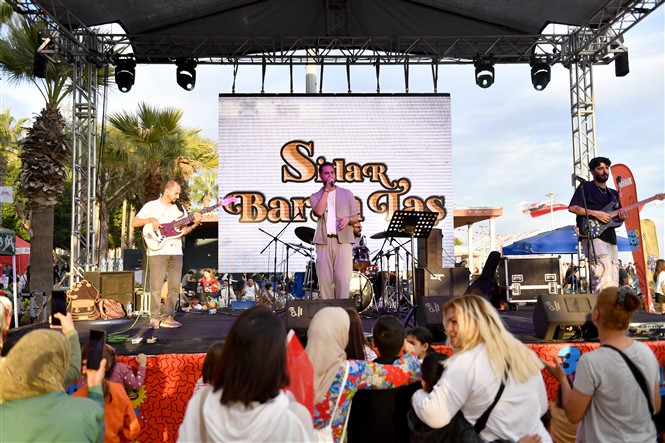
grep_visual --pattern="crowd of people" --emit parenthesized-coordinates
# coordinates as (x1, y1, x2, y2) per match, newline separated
(2, 284, 664, 442)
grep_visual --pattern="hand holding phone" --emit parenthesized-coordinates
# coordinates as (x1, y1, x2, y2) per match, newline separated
(86, 329, 107, 370)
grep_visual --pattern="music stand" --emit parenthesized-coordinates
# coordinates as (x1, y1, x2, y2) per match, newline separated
(384, 211, 438, 305)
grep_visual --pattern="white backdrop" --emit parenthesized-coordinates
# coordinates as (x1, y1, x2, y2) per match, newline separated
(217, 94, 454, 273)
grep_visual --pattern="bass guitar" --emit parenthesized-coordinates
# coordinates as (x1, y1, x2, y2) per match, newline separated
(143, 196, 238, 251)
(578, 193, 664, 239)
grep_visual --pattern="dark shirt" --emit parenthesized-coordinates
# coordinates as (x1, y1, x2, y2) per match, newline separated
(569, 180, 621, 244)
(346, 354, 420, 443)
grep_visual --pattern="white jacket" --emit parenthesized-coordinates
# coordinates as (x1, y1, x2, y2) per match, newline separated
(178, 387, 314, 442)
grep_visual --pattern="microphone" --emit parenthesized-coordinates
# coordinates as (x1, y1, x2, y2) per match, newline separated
(329, 178, 335, 187)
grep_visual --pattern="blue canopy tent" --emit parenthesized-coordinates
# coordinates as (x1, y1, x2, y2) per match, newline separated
(502, 225, 632, 255)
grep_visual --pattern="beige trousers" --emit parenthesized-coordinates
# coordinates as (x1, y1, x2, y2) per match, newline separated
(316, 237, 353, 299)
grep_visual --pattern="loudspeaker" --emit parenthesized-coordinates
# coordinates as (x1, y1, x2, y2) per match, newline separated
(416, 267, 470, 298)
(83, 271, 135, 308)
(123, 249, 143, 270)
(285, 299, 356, 330)
(415, 295, 455, 342)
(417, 228, 442, 268)
(615, 52, 629, 77)
(533, 294, 598, 340)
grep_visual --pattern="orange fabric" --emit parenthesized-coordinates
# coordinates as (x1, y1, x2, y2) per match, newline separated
(73, 381, 140, 443)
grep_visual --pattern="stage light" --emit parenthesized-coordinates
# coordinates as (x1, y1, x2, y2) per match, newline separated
(114, 58, 136, 93)
(33, 50, 48, 78)
(474, 59, 494, 89)
(530, 60, 551, 91)
(176, 58, 197, 91)
(615, 52, 629, 77)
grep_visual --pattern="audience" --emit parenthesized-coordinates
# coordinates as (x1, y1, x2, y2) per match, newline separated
(344, 307, 377, 361)
(0, 295, 12, 353)
(73, 344, 140, 442)
(199, 268, 220, 308)
(545, 286, 660, 442)
(106, 348, 147, 392)
(411, 295, 549, 442)
(347, 315, 420, 443)
(407, 352, 449, 442)
(0, 328, 105, 442)
(178, 306, 314, 442)
(406, 326, 435, 362)
(305, 307, 420, 443)
(654, 259, 665, 313)
(192, 340, 225, 395)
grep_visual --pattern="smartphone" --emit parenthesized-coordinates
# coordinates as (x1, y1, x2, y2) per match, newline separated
(50, 290, 68, 326)
(86, 329, 107, 370)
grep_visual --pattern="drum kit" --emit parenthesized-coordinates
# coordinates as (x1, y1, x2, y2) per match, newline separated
(288, 225, 416, 315)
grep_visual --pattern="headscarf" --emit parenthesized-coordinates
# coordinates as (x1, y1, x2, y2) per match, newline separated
(305, 307, 350, 404)
(0, 329, 70, 402)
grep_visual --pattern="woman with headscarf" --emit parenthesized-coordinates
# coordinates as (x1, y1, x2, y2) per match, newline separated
(411, 295, 550, 442)
(0, 328, 106, 442)
(545, 286, 660, 442)
(305, 306, 420, 442)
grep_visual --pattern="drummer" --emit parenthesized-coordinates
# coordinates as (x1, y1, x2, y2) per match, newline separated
(353, 222, 363, 244)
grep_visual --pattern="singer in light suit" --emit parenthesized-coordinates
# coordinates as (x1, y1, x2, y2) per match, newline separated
(310, 162, 360, 299)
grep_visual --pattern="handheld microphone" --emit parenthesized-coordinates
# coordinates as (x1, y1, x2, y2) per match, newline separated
(328, 178, 335, 187)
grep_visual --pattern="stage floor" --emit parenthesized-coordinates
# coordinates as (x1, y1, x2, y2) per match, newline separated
(6, 304, 665, 356)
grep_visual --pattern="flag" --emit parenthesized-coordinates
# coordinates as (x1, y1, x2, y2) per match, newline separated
(611, 163, 652, 310)
(515, 200, 568, 218)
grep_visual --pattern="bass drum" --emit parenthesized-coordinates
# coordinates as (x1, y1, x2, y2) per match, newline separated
(349, 272, 373, 313)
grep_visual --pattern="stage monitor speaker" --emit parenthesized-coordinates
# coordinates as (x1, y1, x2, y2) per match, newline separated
(415, 295, 456, 342)
(417, 228, 442, 268)
(416, 267, 470, 298)
(83, 271, 136, 308)
(533, 294, 598, 340)
(285, 299, 356, 330)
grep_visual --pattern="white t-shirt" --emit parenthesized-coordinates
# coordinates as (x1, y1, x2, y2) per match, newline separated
(326, 188, 337, 235)
(135, 199, 187, 256)
(412, 343, 551, 442)
(574, 341, 659, 443)
(242, 284, 257, 301)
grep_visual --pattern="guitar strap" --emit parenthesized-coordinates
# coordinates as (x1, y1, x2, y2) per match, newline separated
(174, 200, 187, 217)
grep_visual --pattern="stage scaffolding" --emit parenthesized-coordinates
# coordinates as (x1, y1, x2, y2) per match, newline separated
(4, 0, 663, 278)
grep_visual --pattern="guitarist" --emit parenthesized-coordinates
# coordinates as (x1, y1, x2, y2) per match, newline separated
(132, 180, 202, 329)
(568, 157, 626, 293)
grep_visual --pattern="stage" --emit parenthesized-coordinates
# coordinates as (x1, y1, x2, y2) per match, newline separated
(6, 305, 665, 443)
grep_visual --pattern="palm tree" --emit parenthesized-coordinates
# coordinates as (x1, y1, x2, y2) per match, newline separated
(0, 108, 28, 186)
(108, 102, 217, 205)
(0, 12, 74, 301)
(189, 171, 219, 209)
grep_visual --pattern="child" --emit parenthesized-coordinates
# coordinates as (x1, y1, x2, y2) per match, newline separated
(192, 341, 225, 395)
(199, 268, 220, 308)
(406, 327, 434, 362)
(347, 316, 419, 443)
(106, 346, 147, 391)
(73, 344, 140, 442)
(407, 352, 448, 443)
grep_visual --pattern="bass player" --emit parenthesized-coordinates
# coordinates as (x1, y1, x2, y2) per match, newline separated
(569, 156, 626, 293)
(132, 180, 202, 329)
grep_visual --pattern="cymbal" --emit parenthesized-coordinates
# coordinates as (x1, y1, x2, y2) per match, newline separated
(370, 230, 391, 239)
(295, 226, 316, 245)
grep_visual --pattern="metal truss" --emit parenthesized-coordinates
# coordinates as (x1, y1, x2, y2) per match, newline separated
(4, 0, 662, 275)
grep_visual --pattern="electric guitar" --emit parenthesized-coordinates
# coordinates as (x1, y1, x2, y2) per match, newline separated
(578, 193, 664, 239)
(143, 196, 238, 251)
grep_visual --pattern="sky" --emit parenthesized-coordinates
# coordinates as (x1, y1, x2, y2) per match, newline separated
(1, 8, 663, 261)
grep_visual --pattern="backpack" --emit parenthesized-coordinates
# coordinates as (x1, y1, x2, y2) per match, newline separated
(97, 298, 126, 319)
(67, 280, 100, 321)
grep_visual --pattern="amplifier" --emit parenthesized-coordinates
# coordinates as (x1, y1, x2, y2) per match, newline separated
(285, 299, 355, 330)
(83, 271, 135, 309)
(415, 267, 470, 298)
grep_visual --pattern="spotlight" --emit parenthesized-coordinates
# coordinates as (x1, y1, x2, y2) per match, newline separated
(114, 58, 136, 93)
(176, 58, 197, 91)
(530, 61, 551, 91)
(474, 59, 494, 89)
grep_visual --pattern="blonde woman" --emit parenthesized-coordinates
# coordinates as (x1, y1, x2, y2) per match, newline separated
(411, 295, 550, 442)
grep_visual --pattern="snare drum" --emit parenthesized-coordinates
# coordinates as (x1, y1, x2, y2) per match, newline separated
(350, 272, 373, 312)
(353, 246, 370, 271)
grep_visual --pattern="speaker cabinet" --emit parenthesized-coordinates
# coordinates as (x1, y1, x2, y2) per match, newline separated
(123, 249, 143, 271)
(417, 228, 442, 268)
(533, 294, 598, 340)
(285, 299, 356, 330)
(416, 267, 470, 298)
(415, 295, 455, 342)
(83, 271, 136, 308)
